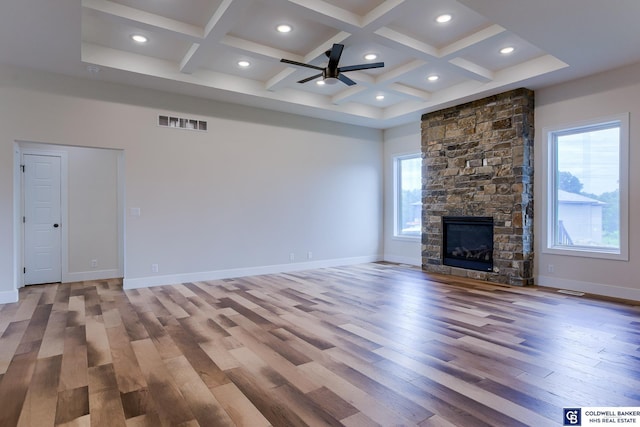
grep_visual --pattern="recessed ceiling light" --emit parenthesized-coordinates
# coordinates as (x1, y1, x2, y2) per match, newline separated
(237, 60, 251, 68)
(500, 46, 515, 54)
(436, 14, 452, 23)
(276, 24, 292, 33)
(131, 34, 148, 43)
(427, 75, 439, 82)
(376, 95, 385, 101)
(364, 53, 378, 61)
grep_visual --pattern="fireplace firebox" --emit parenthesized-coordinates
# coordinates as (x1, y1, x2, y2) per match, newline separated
(442, 216, 494, 272)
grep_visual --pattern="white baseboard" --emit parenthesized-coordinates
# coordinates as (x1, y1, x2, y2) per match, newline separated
(383, 254, 421, 266)
(123, 255, 382, 290)
(64, 269, 121, 283)
(538, 275, 640, 301)
(0, 289, 19, 304)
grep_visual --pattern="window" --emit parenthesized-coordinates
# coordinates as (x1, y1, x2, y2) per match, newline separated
(545, 114, 629, 259)
(394, 154, 422, 238)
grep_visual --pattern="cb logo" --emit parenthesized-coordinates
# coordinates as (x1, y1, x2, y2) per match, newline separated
(564, 408, 581, 426)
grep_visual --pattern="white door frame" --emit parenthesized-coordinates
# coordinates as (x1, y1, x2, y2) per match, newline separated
(19, 147, 68, 287)
(13, 142, 125, 290)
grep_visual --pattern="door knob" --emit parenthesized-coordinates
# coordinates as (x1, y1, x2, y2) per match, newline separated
(53, 224, 59, 228)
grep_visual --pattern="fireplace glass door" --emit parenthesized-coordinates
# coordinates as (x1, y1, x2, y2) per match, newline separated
(442, 216, 494, 271)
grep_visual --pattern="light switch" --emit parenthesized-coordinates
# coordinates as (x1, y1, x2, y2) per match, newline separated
(130, 207, 141, 217)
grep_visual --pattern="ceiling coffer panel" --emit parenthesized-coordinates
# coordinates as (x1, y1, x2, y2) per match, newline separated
(71, 0, 604, 128)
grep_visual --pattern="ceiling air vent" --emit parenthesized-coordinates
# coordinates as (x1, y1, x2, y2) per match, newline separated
(158, 115, 207, 131)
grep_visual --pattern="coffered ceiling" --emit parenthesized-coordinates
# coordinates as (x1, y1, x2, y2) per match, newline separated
(2, 0, 640, 128)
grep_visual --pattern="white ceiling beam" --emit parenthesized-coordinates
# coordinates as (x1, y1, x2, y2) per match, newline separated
(373, 27, 439, 59)
(493, 54, 568, 82)
(387, 83, 431, 101)
(361, 0, 407, 28)
(180, 0, 252, 74)
(331, 85, 366, 105)
(222, 35, 297, 62)
(285, 0, 361, 30)
(344, 70, 376, 86)
(439, 24, 506, 58)
(179, 44, 200, 74)
(82, 42, 184, 77)
(81, 0, 202, 41)
(264, 68, 298, 91)
(376, 59, 426, 84)
(448, 57, 494, 82)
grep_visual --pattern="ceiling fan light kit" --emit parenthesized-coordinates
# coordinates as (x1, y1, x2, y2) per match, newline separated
(280, 43, 384, 86)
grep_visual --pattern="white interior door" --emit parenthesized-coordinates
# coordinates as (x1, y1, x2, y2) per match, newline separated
(24, 154, 62, 285)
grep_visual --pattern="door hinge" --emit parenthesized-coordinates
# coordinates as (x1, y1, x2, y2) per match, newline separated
(20, 164, 25, 172)
(24, 267, 26, 274)
(23, 216, 26, 223)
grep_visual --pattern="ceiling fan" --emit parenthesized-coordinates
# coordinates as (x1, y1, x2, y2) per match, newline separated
(280, 43, 384, 86)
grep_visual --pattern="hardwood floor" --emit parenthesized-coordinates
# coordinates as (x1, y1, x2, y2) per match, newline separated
(0, 263, 638, 426)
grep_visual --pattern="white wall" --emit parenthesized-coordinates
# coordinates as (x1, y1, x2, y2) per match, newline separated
(383, 123, 422, 265)
(0, 64, 383, 299)
(535, 61, 640, 301)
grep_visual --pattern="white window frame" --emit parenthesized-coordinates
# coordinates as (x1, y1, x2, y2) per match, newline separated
(543, 113, 629, 260)
(393, 153, 421, 240)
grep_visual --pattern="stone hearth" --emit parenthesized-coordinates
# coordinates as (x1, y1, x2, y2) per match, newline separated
(421, 88, 534, 286)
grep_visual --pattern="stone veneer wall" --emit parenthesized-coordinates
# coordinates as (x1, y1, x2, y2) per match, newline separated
(421, 88, 534, 286)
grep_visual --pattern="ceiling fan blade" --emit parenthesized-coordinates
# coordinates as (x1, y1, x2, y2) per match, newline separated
(327, 44, 344, 71)
(338, 62, 385, 73)
(297, 73, 323, 84)
(338, 74, 357, 86)
(280, 58, 324, 71)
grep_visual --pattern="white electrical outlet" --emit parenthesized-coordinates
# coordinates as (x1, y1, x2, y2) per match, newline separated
(91, 259, 98, 268)
(151, 263, 159, 273)
(547, 264, 555, 273)
(307, 251, 313, 260)
(289, 253, 295, 262)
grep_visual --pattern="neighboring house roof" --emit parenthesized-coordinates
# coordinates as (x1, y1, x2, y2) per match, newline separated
(558, 189, 605, 205)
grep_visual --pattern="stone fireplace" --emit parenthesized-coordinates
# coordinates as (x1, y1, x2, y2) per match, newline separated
(421, 88, 534, 286)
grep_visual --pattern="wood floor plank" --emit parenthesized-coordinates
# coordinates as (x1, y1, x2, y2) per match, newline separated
(227, 322, 319, 393)
(37, 311, 67, 359)
(87, 364, 127, 427)
(105, 322, 147, 394)
(54, 386, 89, 425)
(66, 295, 85, 328)
(164, 319, 230, 388)
(130, 338, 196, 425)
(199, 339, 241, 371)
(297, 360, 418, 426)
(17, 355, 62, 427)
(0, 349, 39, 426)
(164, 356, 235, 426)
(224, 366, 309, 427)
(210, 382, 272, 427)
(135, 311, 182, 360)
(58, 325, 88, 392)
(86, 317, 112, 368)
(0, 320, 30, 375)
(0, 263, 638, 426)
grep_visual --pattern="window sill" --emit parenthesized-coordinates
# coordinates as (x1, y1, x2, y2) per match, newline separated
(543, 246, 628, 261)
(392, 235, 421, 242)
